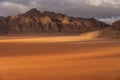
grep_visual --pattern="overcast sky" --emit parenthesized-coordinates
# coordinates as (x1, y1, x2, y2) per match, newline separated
(0, 0, 120, 24)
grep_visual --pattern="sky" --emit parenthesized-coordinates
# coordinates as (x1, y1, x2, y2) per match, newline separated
(0, 0, 120, 24)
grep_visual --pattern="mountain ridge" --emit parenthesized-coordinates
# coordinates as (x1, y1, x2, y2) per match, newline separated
(0, 8, 119, 38)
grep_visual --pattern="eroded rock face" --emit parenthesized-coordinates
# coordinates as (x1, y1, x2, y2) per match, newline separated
(0, 17, 8, 34)
(100, 20, 120, 38)
(111, 20, 120, 30)
(0, 8, 109, 34)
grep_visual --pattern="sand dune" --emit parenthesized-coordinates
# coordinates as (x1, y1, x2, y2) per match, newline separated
(79, 29, 120, 39)
(0, 36, 120, 80)
(0, 35, 94, 43)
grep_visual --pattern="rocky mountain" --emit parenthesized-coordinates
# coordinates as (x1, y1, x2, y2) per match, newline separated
(0, 8, 109, 34)
(81, 20, 120, 39)
(99, 20, 120, 38)
(0, 17, 8, 34)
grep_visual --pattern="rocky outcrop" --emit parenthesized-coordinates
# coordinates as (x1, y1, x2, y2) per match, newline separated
(0, 17, 8, 34)
(99, 20, 120, 38)
(111, 20, 120, 30)
(0, 8, 109, 34)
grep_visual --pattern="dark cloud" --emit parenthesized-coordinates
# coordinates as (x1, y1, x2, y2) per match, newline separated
(0, 0, 120, 24)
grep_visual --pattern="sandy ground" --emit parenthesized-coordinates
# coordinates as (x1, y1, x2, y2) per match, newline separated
(0, 36, 120, 80)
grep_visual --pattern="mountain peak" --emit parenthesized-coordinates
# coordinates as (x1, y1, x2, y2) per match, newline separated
(0, 8, 110, 35)
(25, 8, 41, 15)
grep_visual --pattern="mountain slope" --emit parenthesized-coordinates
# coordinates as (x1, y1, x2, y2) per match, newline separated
(0, 8, 109, 34)
(0, 17, 8, 34)
(99, 20, 120, 38)
(79, 20, 120, 39)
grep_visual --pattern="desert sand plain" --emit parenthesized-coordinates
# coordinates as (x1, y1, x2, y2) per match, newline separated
(0, 34, 120, 80)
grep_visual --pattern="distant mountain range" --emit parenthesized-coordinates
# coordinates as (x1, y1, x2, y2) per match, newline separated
(0, 8, 119, 38)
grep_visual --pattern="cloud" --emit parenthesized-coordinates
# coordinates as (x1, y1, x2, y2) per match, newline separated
(0, 1, 39, 16)
(0, 0, 84, 16)
(86, 0, 120, 8)
(98, 17, 120, 24)
(0, 0, 120, 24)
(0, 1, 28, 11)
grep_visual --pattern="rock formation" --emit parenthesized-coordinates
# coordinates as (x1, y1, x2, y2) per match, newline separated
(0, 17, 8, 34)
(100, 20, 120, 38)
(0, 8, 109, 34)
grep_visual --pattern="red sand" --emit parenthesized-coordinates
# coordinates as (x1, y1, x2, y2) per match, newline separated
(0, 37, 120, 80)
